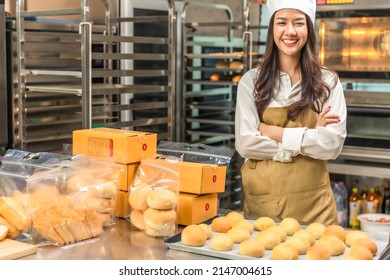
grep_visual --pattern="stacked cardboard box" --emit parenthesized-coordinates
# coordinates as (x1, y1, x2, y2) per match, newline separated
(72, 128, 157, 218)
(177, 161, 227, 225)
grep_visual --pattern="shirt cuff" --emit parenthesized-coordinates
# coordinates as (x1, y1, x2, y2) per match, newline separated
(281, 127, 307, 153)
(273, 144, 293, 162)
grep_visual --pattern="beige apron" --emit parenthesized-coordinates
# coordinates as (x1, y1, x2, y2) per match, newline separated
(241, 107, 338, 226)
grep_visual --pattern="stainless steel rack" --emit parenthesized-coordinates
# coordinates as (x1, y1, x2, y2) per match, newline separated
(12, 0, 177, 152)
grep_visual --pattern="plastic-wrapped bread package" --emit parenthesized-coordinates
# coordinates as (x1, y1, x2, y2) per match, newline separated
(127, 156, 180, 238)
(24, 155, 123, 246)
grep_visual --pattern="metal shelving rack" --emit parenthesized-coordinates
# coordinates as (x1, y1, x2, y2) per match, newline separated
(179, 1, 264, 210)
(13, 0, 177, 152)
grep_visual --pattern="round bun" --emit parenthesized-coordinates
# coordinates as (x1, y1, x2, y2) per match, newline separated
(306, 222, 326, 239)
(264, 225, 287, 242)
(232, 219, 253, 234)
(239, 239, 265, 258)
(226, 211, 245, 224)
(211, 216, 233, 233)
(210, 74, 221, 81)
(210, 233, 234, 251)
(351, 238, 377, 256)
(67, 173, 95, 193)
(345, 230, 370, 247)
(130, 210, 145, 230)
(293, 229, 316, 246)
(145, 223, 175, 237)
(280, 217, 301, 235)
(317, 234, 346, 256)
(215, 61, 230, 69)
(181, 224, 207, 247)
(285, 236, 311, 255)
(143, 207, 177, 230)
(232, 75, 242, 83)
(271, 243, 299, 260)
(252, 61, 262, 68)
(227, 227, 251, 244)
(198, 223, 213, 239)
(146, 188, 177, 210)
(323, 224, 346, 242)
(229, 61, 244, 69)
(345, 246, 373, 260)
(128, 185, 151, 211)
(306, 243, 331, 260)
(88, 178, 117, 199)
(255, 230, 281, 250)
(254, 217, 275, 231)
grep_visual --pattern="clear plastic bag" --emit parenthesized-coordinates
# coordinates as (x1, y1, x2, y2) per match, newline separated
(127, 156, 180, 238)
(157, 141, 235, 166)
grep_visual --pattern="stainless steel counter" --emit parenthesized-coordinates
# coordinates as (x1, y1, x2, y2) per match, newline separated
(19, 218, 218, 260)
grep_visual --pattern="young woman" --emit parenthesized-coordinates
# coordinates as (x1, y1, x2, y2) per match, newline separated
(235, 0, 347, 225)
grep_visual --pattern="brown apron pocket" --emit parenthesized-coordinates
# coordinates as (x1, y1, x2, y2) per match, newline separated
(243, 192, 286, 222)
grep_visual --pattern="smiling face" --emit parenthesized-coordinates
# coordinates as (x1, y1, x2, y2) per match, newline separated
(273, 8, 308, 60)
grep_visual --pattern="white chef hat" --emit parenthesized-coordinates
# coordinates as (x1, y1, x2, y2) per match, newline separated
(266, 0, 317, 26)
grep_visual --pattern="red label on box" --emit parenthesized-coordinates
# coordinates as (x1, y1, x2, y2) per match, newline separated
(87, 137, 113, 157)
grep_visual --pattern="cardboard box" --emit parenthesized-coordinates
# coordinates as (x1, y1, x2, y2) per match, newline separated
(178, 192, 218, 225)
(179, 161, 227, 194)
(114, 190, 130, 219)
(117, 162, 139, 192)
(72, 128, 157, 164)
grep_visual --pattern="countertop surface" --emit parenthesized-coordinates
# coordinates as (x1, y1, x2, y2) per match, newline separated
(18, 218, 218, 260)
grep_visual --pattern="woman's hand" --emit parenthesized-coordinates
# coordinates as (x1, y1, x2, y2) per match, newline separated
(315, 106, 340, 128)
(259, 123, 284, 143)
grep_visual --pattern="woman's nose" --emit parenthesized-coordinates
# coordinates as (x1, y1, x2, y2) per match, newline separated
(285, 23, 296, 35)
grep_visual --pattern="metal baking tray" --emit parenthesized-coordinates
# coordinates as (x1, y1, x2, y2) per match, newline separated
(164, 218, 390, 260)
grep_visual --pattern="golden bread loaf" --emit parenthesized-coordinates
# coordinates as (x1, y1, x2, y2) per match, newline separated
(345, 246, 374, 260)
(227, 227, 251, 244)
(198, 223, 212, 239)
(279, 217, 300, 235)
(210, 233, 234, 251)
(271, 243, 299, 260)
(255, 230, 281, 250)
(210, 74, 221, 81)
(143, 207, 177, 230)
(211, 216, 233, 233)
(146, 188, 177, 210)
(181, 224, 207, 247)
(0, 216, 21, 239)
(293, 229, 316, 246)
(239, 239, 265, 258)
(226, 211, 245, 224)
(232, 75, 242, 83)
(128, 186, 151, 211)
(0, 195, 31, 232)
(229, 61, 244, 69)
(130, 209, 146, 230)
(232, 219, 253, 234)
(317, 234, 346, 256)
(306, 222, 326, 239)
(306, 243, 331, 260)
(323, 224, 346, 242)
(254, 216, 275, 231)
(264, 225, 287, 242)
(215, 61, 230, 69)
(285, 235, 311, 255)
(345, 230, 370, 247)
(350, 237, 378, 256)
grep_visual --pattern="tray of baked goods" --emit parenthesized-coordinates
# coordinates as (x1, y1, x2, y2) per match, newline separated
(164, 211, 390, 260)
(185, 51, 263, 60)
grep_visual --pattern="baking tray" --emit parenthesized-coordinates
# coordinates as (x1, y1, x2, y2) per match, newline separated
(164, 218, 390, 260)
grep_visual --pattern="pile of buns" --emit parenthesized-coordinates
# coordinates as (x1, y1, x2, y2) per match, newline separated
(179, 212, 380, 260)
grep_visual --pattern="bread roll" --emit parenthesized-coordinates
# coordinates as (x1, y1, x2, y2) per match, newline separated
(323, 224, 346, 242)
(211, 216, 233, 233)
(226, 211, 245, 224)
(0, 224, 8, 241)
(351, 238, 378, 256)
(232, 219, 253, 234)
(306, 243, 331, 260)
(317, 234, 346, 256)
(67, 173, 95, 193)
(227, 227, 251, 244)
(306, 222, 326, 239)
(146, 188, 177, 210)
(345, 246, 373, 260)
(255, 230, 281, 249)
(239, 239, 265, 258)
(271, 243, 299, 260)
(130, 210, 145, 230)
(285, 236, 311, 255)
(210, 74, 221, 81)
(83, 195, 115, 213)
(279, 217, 300, 235)
(145, 223, 175, 237)
(210, 233, 234, 251)
(215, 61, 230, 69)
(128, 186, 151, 211)
(229, 61, 244, 69)
(143, 207, 177, 230)
(254, 217, 275, 231)
(232, 75, 242, 83)
(181, 224, 207, 247)
(345, 230, 370, 247)
(198, 223, 213, 239)
(264, 225, 287, 242)
(293, 229, 316, 246)
(88, 179, 117, 199)
(252, 61, 262, 68)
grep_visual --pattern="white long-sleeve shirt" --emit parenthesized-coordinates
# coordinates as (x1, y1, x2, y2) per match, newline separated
(235, 68, 347, 162)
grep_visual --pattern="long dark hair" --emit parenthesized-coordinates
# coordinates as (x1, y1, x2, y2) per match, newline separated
(254, 14, 337, 121)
